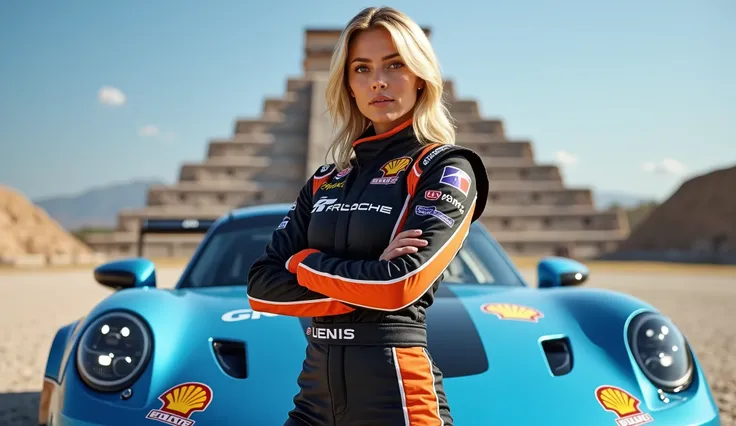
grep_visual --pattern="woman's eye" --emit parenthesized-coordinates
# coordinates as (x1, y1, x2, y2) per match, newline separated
(388, 62, 404, 69)
(355, 65, 368, 73)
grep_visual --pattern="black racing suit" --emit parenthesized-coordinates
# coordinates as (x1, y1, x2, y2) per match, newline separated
(247, 119, 489, 425)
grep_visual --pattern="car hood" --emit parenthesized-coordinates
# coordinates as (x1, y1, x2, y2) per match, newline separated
(68, 284, 715, 426)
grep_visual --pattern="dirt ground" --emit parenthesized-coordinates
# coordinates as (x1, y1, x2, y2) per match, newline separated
(0, 265, 733, 425)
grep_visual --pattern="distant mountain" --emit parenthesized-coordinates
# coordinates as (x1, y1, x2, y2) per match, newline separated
(593, 190, 658, 210)
(33, 179, 165, 231)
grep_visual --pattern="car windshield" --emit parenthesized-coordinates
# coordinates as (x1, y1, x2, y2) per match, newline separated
(179, 213, 527, 288)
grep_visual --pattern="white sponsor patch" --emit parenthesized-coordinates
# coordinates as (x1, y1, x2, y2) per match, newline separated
(222, 309, 280, 322)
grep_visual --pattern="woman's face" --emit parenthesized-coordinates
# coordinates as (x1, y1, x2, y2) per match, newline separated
(346, 27, 423, 134)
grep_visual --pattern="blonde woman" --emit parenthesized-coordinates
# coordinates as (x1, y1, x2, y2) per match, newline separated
(248, 6, 489, 425)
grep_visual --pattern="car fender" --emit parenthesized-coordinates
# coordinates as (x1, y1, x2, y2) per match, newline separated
(44, 316, 85, 384)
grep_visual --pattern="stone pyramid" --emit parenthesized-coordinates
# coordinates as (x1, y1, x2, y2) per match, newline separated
(85, 29, 629, 259)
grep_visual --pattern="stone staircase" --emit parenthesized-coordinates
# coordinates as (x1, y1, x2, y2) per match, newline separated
(84, 29, 629, 259)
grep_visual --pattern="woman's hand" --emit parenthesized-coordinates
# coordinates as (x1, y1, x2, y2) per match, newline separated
(379, 229, 428, 261)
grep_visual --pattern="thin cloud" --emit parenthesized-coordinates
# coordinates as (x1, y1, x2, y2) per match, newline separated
(555, 151, 578, 166)
(139, 125, 160, 137)
(140, 125, 176, 143)
(98, 86, 126, 106)
(641, 158, 687, 175)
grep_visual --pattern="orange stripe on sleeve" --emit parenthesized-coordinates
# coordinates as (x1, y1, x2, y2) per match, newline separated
(393, 347, 443, 426)
(312, 173, 333, 195)
(287, 248, 319, 273)
(295, 202, 476, 311)
(393, 143, 442, 235)
(248, 297, 355, 317)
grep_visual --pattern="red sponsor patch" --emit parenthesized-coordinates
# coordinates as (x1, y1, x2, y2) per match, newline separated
(424, 190, 441, 200)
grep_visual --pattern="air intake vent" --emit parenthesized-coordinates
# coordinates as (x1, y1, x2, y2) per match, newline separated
(541, 336, 573, 376)
(212, 340, 248, 379)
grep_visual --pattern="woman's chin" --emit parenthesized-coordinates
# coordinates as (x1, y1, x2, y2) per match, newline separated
(368, 112, 409, 128)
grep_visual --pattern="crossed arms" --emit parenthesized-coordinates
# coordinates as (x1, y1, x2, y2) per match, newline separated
(246, 154, 478, 315)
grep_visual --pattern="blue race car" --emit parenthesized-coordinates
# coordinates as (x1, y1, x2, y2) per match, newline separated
(40, 203, 721, 425)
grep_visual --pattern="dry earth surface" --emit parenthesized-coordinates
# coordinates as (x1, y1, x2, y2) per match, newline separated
(0, 264, 733, 425)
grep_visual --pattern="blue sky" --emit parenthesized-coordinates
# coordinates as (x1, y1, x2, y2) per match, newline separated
(1, 0, 733, 202)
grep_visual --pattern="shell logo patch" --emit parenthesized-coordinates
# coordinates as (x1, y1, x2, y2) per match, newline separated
(372, 156, 412, 185)
(595, 385, 653, 426)
(480, 303, 544, 322)
(146, 382, 214, 426)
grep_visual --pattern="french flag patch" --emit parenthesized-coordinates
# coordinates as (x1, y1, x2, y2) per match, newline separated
(439, 166, 471, 196)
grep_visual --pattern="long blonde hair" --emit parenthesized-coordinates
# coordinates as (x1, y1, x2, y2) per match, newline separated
(325, 6, 456, 170)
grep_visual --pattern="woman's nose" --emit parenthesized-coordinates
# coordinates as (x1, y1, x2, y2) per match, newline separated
(372, 80, 387, 91)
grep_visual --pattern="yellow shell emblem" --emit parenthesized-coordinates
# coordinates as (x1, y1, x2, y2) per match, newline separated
(595, 386, 641, 416)
(380, 157, 413, 177)
(480, 303, 544, 322)
(159, 382, 213, 417)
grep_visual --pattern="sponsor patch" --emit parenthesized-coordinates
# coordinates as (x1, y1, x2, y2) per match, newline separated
(414, 205, 455, 227)
(595, 385, 654, 426)
(146, 382, 213, 426)
(315, 164, 335, 178)
(276, 217, 289, 230)
(320, 181, 345, 191)
(480, 303, 544, 322)
(312, 197, 392, 215)
(424, 189, 442, 201)
(221, 309, 279, 322)
(371, 156, 412, 185)
(334, 167, 352, 180)
(439, 166, 471, 197)
(421, 144, 452, 167)
(440, 193, 465, 215)
(306, 326, 355, 340)
(289, 201, 297, 211)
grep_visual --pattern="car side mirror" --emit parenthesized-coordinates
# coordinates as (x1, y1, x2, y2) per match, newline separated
(537, 256, 589, 289)
(93, 258, 157, 290)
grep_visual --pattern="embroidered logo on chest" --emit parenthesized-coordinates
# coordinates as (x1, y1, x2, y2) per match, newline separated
(370, 156, 413, 185)
(334, 167, 352, 180)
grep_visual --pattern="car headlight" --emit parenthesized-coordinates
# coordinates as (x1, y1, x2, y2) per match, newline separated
(75, 311, 152, 392)
(627, 311, 694, 392)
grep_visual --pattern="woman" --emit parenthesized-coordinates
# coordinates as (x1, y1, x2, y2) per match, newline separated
(247, 6, 489, 425)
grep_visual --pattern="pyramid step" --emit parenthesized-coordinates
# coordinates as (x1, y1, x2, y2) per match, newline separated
(455, 119, 504, 137)
(457, 141, 533, 160)
(484, 205, 598, 216)
(447, 100, 480, 117)
(450, 113, 485, 123)
(455, 133, 506, 144)
(481, 209, 626, 233)
(286, 77, 313, 92)
(234, 115, 309, 135)
(489, 229, 628, 243)
(486, 187, 593, 207)
(115, 206, 231, 232)
(487, 180, 564, 191)
(483, 163, 562, 182)
(180, 156, 305, 183)
(84, 231, 137, 245)
(486, 229, 627, 258)
(442, 80, 456, 99)
(262, 93, 309, 114)
(480, 157, 536, 167)
(207, 134, 307, 158)
(146, 181, 300, 208)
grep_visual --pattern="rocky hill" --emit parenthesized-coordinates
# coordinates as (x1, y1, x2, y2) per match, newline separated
(612, 164, 736, 263)
(0, 185, 99, 266)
